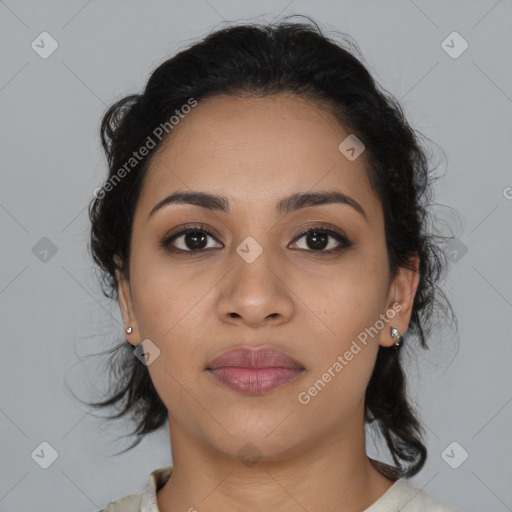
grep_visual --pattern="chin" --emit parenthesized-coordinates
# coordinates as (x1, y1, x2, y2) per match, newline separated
(208, 421, 309, 461)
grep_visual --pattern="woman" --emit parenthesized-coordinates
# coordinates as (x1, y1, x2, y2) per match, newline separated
(88, 17, 459, 512)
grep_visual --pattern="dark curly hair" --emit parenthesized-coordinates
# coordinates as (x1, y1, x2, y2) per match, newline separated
(85, 15, 456, 480)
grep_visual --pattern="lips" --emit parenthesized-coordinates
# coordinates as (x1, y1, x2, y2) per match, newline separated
(205, 346, 305, 395)
(206, 346, 305, 370)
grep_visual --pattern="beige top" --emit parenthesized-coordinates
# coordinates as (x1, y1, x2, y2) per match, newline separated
(100, 466, 460, 511)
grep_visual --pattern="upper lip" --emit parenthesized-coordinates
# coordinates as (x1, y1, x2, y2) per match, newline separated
(206, 346, 305, 370)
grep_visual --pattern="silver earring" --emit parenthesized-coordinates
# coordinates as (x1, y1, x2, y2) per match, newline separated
(390, 327, 403, 350)
(126, 326, 133, 334)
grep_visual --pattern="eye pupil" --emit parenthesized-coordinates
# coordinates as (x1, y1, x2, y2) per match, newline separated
(185, 231, 207, 250)
(307, 231, 328, 250)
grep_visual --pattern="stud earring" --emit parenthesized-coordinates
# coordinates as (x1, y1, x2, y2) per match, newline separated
(126, 326, 133, 334)
(390, 327, 403, 350)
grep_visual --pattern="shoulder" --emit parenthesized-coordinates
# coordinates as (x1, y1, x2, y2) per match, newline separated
(99, 491, 143, 512)
(365, 478, 461, 512)
(98, 465, 173, 512)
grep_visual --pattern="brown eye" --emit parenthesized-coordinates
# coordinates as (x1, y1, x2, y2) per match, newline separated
(161, 226, 222, 253)
(290, 227, 353, 255)
(160, 224, 353, 257)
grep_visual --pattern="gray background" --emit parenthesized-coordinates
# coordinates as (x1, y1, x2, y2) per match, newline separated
(1, 1, 511, 511)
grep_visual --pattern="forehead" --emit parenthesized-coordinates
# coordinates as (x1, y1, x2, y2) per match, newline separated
(136, 93, 380, 221)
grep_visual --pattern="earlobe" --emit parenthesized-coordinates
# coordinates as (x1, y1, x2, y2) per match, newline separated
(114, 254, 139, 344)
(381, 254, 420, 348)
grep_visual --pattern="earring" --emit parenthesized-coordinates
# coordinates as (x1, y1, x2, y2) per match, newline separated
(126, 326, 133, 334)
(390, 327, 403, 350)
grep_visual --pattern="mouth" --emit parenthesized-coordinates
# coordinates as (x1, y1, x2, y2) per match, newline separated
(205, 346, 305, 395)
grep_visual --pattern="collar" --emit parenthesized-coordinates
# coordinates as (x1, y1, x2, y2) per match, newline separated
(139, 466, 173, 512)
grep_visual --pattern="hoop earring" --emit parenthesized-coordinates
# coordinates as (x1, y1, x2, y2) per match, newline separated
(390, 327, 403, 350)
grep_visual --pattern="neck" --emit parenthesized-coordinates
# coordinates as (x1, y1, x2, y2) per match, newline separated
(156, 410, 395, 512)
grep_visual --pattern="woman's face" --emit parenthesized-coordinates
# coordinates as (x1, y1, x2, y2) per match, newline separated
(116, 93, 419, 461)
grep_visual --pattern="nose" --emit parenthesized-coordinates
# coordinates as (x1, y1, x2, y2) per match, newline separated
(216, 251, 295, 328)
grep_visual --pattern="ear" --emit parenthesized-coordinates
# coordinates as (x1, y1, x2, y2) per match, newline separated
(380, 254, 420, 348)
(114, 254, 141, 346)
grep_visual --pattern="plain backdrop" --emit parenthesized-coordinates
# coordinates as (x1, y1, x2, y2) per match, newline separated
(1, 1, 511, 511)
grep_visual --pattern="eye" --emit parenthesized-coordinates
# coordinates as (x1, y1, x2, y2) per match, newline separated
(289, 226, 353, 255)
(160, 225, 222, 254)
(160, 223, 353, 256)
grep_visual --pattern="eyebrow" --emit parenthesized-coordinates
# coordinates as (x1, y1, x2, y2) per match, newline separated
(148, 190, 367, 221)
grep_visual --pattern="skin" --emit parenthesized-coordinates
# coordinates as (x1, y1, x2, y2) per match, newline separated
(115, 93, 420, 512)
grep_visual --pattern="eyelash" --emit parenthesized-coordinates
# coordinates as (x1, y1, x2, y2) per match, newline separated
(160, 223, 353, 257)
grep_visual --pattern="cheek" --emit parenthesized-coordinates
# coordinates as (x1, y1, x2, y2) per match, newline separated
(129, 246, 206, 336)
(295, 341, 378, 434)
(128, 267, 210, 409)
(293, 263, 387, 416)
(292, 251, 389, 345)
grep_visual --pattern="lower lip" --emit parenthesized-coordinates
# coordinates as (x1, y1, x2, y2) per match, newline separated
(206, 367, 304, 394)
